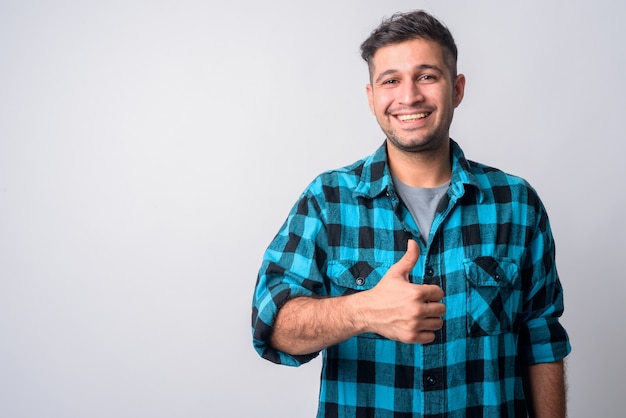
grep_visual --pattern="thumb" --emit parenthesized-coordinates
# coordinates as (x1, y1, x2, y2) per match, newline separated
(392, 239, 420, 279)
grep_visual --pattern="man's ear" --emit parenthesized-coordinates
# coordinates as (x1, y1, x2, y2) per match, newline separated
(453, 74, 466, 108)
(366, 84, 375, 114)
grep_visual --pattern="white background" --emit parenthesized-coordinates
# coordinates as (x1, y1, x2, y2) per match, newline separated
(1, 1, 624, 417)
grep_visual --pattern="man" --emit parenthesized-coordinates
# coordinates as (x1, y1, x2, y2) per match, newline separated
(252, 10, 570, 417)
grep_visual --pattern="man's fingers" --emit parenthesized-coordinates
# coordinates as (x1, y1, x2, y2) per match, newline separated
(390, 239, 420, 280)
(423, 299, 446, 318)
(404, 239, 420, 265)
(421, 284, 445, 303)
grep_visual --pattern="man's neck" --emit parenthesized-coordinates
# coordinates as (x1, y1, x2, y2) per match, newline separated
(387, 140, 452, 188)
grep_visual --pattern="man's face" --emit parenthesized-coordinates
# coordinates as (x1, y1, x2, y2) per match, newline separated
(366, 39, 465, 154)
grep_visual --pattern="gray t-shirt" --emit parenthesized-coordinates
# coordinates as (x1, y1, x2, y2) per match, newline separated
(392, 175, 450, 244)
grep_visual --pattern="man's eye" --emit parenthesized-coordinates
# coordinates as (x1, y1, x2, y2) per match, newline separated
(419, 74, 437, 82)
(382, 79, 398, 85)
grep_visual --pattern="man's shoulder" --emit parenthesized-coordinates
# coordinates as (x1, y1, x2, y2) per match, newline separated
(465, 159, 531, 188)
(451, 139, 532, 192)
(309, 147, 385, 189)
(462, 159, 546, 211)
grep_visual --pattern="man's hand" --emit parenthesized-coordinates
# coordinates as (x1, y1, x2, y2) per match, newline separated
(357, 239, 446, 343)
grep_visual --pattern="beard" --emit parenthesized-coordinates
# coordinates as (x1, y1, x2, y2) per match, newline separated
(382, 121, 450, 154)
(378, 103, 455, 155)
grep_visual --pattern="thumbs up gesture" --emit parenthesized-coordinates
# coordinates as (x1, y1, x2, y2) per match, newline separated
(357, 240, 446, 344)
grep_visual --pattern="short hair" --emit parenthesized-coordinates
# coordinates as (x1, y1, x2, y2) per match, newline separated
(360, 10, 458, 78)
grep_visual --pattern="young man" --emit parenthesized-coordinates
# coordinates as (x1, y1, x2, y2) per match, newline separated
(252, 10, 570, 417)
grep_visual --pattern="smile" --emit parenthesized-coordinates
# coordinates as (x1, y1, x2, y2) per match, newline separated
(396, 112, 430, 122)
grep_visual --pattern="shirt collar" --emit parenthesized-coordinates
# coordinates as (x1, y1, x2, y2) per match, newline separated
(353, 139, 483, 201)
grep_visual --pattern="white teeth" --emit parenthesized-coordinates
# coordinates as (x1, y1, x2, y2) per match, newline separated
(397, 113, 429, 122)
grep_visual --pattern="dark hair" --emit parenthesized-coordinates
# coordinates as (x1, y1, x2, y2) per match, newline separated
(360, 10, 458, 77)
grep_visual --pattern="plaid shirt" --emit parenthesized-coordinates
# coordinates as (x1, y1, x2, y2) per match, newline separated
(252, 140, 571, 417)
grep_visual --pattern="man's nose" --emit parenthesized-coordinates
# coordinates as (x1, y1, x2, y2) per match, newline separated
(399, 81, 424, 105)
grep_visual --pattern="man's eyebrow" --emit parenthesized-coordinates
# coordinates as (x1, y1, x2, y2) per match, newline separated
(374, 64, 445, 84)
(374, 69, 400, 84)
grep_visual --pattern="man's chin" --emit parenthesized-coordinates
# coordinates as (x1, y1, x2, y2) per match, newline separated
(386, 135, 446, 154)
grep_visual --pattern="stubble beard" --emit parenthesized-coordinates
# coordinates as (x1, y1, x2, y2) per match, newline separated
(383, 125, 448, 155)
(382, 108, 454, 155)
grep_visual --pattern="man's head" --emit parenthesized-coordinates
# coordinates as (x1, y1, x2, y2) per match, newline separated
(361, 10, 458, 81)
(361, 11, 465, 156)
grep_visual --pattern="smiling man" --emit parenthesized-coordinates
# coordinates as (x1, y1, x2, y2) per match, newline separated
(252, 10, 570, 417)
(367, 39, 463, 157)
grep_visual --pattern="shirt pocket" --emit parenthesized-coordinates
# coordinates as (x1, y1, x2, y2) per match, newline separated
(326, 260, 390, 294)
(326, 260, 391, 340)
(463, 256, 521, 336)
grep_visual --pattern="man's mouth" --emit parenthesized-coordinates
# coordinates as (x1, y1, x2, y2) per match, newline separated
(396, 112, 430, 122)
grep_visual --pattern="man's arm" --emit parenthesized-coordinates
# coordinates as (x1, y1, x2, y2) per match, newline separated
(270, 240, 446, 355)
(270, 293, 365, 355)
(526, 360, 567, 418)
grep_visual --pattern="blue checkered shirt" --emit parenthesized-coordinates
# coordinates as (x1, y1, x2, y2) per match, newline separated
(252, 140, 571, 417)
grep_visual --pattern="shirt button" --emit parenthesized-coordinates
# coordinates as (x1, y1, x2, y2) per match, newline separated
(425, 375, 436, 386)
(355, 277, 365, 286)
(425, 267, 434, 277)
